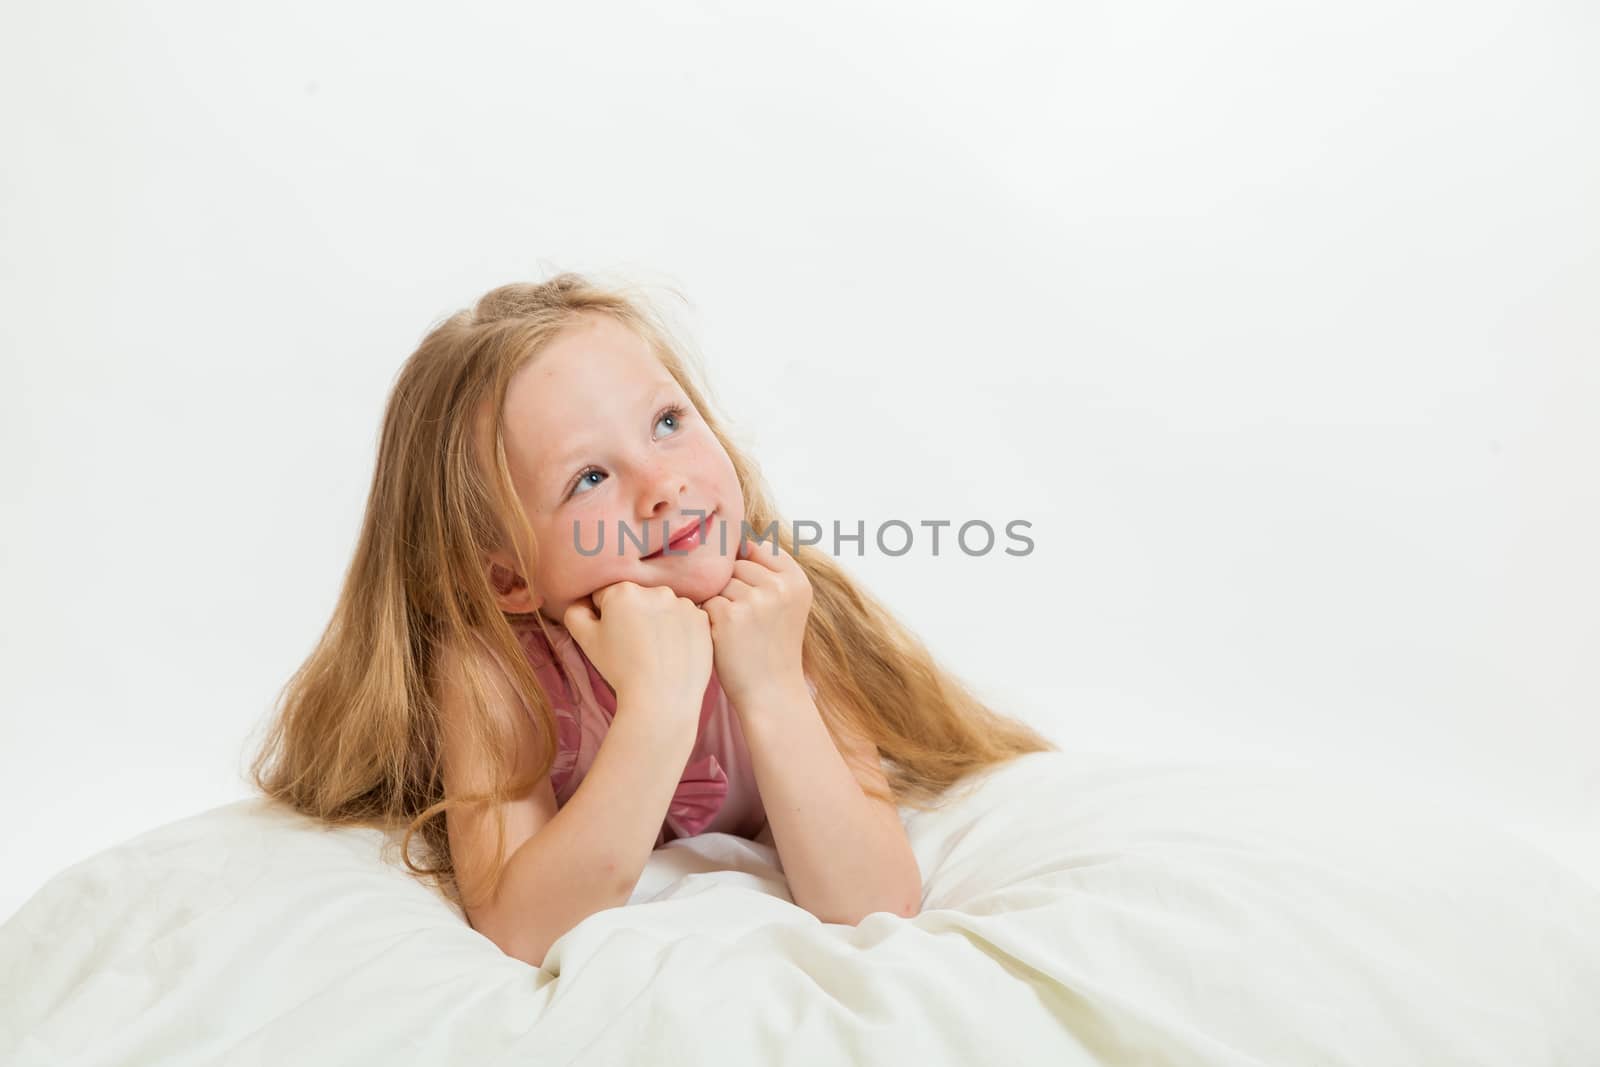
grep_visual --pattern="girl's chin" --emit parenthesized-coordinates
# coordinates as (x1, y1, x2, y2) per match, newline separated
(552, 558, 736, 620)
(659, 560, 736, 604)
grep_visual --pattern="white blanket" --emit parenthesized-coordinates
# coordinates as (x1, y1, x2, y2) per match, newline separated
(3, 750, 1597, 1065)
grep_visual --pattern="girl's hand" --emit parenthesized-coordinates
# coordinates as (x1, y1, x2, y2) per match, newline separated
(703, 537, 814, 712)
(562, 581, 712, 738)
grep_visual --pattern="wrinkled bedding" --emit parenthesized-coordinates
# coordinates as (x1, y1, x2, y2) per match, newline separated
(3, 749, 1597, 1065)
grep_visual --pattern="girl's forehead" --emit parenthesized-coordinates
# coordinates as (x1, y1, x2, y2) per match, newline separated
(493, 342, 682, 489)
(505, 351, 673, 432)
(513, 322, 664, 401)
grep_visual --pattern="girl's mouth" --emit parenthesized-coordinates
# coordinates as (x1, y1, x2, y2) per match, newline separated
(644, 510, 715, 559)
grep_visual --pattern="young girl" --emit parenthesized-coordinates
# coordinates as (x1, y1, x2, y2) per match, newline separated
(248, 272, 1057, 967)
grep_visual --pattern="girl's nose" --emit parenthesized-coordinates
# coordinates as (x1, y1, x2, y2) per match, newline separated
(638, 464, 688, 518)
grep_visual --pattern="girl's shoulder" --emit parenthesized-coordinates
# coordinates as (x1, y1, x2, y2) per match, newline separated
(454, 617, 566, 711)
(501, 615, 617, 716)
(500, 616, 571, 699)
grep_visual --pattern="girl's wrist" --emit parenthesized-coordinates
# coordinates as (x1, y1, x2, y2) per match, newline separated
(610, 691, 702, 748)
(728, 671, 810, 719)
(612, 681, 703, 719)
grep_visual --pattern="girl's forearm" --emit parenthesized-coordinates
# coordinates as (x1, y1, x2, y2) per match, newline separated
(738, 684, 922, 924)
(487, 706, 696, 966)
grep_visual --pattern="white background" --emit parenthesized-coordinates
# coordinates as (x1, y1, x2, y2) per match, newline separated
(2, 0, 1595, 921)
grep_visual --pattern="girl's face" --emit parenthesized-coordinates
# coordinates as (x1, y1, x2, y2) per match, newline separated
(486, 313, 746, 624)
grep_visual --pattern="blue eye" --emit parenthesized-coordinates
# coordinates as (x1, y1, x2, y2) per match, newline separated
(654, 405, 684, 439)
(565, 403, 688, 500)
(569, 468, 604, 497)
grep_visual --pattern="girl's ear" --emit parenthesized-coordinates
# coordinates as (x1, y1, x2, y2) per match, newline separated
(485, 552, 541, 615)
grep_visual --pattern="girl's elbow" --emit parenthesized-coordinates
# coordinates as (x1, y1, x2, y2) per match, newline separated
(872, 882, 923, 921)
(899, 867, 924, 918)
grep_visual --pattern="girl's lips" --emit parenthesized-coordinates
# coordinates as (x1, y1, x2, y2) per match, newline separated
(644, 511, 714, 559)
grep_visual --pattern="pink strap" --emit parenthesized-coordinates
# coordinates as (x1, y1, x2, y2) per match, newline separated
(515, 625, 582, 792)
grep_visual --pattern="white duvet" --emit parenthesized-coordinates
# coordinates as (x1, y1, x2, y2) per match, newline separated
(3, 749, 1597, 1065)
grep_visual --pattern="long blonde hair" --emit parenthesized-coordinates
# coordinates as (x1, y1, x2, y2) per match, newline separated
(246, 271, 1057, 911)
